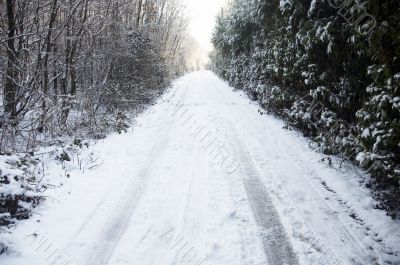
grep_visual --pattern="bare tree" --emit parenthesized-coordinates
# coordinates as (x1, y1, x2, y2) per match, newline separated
(0, 0, 191, 153)
(3, 0, 17, 121)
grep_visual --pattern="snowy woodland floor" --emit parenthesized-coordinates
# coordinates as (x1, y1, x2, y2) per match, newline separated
(1, 71, 400, 265)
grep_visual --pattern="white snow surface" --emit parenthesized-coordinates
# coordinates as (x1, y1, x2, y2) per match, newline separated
(1, 71, 399, 265)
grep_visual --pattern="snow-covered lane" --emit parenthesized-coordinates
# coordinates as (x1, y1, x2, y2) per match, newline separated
(2, 71, 400, 265)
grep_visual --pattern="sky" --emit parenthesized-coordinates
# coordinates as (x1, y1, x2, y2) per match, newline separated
(185, 0, 228, 52)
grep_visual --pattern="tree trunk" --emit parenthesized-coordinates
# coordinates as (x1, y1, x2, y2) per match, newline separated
(4, 0, 17, 122)
(39, 0, 58, 132)
(136, 0, 143, 27)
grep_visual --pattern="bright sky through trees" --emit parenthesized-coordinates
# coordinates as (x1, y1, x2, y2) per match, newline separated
(185, 0, 228, 52)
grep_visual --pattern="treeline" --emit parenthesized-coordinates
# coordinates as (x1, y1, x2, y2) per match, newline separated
(0, 0, 189, 152)
(211, 0, 400, 217)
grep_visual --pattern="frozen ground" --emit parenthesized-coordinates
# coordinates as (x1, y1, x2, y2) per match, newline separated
(1, 71, 399, 265)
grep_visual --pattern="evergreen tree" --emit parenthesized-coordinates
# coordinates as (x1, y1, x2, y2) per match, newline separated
(211, 0, 400, 217)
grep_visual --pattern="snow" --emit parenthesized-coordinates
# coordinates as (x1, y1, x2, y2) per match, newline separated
(361, 128, 370, 138)
(309, 0, 317, 15)
(1, 71, 400, 265)
(279, 0, 292, 12)
(0, 157, 28, 196)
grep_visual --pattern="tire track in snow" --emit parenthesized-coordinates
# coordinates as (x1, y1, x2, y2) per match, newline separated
(225, 120, 299, 265)
(199, 78, 386, 264)
(156, 145, 208, 265)
(66, 86, 188, 246)
(70, 87, 190, 265)
(182, 144, 206, 241)
(236, 107, 381, 264)
(80, 126, 173, 265)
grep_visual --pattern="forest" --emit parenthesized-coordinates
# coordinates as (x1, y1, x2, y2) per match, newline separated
(0, 0, 189, 151)
(211, 0, 400, 216)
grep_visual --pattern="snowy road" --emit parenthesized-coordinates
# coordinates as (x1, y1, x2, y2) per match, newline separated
(2, 71, 400, 265)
